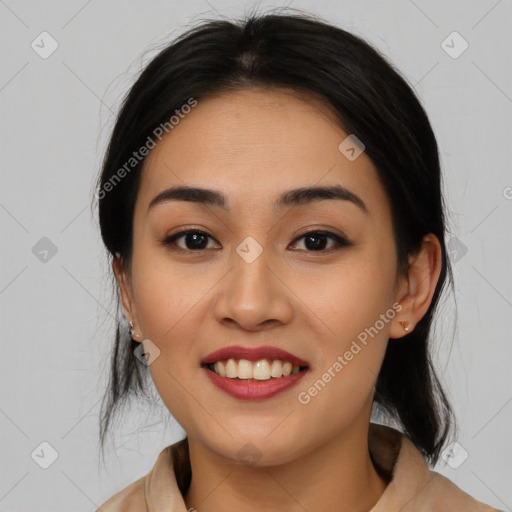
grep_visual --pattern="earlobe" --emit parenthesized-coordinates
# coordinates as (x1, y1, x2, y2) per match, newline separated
(398, 320, 411, 332)
(112, 255, 142, 342)
(390, 233, 442, 340)
(127, 321, 142, 342)
(389, 312, 414, 339)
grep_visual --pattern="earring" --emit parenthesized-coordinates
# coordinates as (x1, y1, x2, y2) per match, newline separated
(399, 320, 411, 332)
(128, 321, 137, 339)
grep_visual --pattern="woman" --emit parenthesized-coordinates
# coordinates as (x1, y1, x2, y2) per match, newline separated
(94, 11, 501, 512)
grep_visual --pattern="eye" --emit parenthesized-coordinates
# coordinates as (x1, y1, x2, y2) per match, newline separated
(162, 229, 351, 253)
(289, 230, 350, 252)
(162, 230, 220, 251)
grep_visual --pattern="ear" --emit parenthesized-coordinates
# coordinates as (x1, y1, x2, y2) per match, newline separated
(389, 233, 442, 339)
(113, 254, 142, 343)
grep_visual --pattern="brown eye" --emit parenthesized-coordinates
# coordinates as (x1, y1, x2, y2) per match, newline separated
(162, 229, 350, 254)
(163, 230, 220, 251)
(290, 231, 350, 252)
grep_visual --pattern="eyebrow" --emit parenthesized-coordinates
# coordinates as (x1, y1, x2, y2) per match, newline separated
(147, 184, 368, 213)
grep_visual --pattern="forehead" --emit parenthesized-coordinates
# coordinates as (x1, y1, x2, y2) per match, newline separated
(135, 87, 387, 217)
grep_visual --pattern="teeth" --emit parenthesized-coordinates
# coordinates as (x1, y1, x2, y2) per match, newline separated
(282, 362, 293, 376)
(225, 359, 237, 378)
(214, 360, 226, 377)
(211, 358, 303, 380)
(238, 359, 253, 379)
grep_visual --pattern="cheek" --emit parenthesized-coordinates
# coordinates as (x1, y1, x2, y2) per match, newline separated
(132, 250, 211, 346)
(291, 242, 397, 408)
(291, 319, 391, 444)
(293, 242, 397, 345)
(129, 253, 219, 425)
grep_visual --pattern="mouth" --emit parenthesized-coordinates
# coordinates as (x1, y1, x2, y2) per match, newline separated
(200, 345, 310, 380)
(200, 346, 310, 400)
(201, 359, 309, 380)
(201, 359, 310, 401)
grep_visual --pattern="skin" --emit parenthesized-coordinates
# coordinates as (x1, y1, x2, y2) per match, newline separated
(114, 87, 442, 512)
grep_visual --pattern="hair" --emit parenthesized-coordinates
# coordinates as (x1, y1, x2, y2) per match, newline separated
(95, 10, 455, 468)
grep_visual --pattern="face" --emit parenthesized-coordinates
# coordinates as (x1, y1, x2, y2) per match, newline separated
(116, 87, 411, 465)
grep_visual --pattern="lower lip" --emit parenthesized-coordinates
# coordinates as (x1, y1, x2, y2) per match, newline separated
(202, 366, 309, 400)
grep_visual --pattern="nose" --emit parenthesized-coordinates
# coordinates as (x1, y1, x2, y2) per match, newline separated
(212, 240, 294, 332)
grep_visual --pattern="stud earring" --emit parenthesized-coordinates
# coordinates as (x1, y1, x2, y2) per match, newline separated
(128, 321, 138, 339)
(399, 320, 411, 332)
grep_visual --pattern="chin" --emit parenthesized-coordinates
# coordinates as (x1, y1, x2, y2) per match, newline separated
(205, 430, 311, 468)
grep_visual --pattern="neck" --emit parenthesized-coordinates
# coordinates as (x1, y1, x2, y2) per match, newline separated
(183, 412, 389, 512)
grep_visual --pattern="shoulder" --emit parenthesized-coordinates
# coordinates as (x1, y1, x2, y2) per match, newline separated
(95, 444, 180, 512)
(414, 469, 503, 512)
(391, 434, 501, 511)
(95, 475, 147, 512)
(369, 423, 502, 512)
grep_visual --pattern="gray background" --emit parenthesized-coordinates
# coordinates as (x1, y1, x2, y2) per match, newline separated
(1, 0, 511, 510)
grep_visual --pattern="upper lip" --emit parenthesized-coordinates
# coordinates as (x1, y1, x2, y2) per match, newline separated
(201, 345, 310, 367)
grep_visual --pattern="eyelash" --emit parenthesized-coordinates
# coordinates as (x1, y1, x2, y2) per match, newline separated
(161, 229, 351, 254)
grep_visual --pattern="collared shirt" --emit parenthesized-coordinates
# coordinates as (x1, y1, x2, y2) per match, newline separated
(96, 423, 501, 511)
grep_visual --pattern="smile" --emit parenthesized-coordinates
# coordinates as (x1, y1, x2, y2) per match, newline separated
(204, 358, 307, 380)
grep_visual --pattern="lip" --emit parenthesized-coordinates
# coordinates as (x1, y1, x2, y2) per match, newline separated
(200, 345, 310, 367)
(202, 365, 310, 400)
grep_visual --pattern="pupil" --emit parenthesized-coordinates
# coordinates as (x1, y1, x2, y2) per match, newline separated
(187, 232, 207, 250)
(305, 234, 326, 251)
